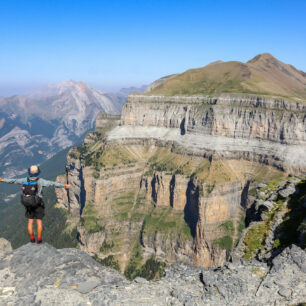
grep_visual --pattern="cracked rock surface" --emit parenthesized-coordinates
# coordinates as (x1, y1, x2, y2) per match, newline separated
(0, 242, 305, 305)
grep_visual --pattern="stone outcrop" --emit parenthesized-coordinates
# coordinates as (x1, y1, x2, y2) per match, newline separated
(114, 94, 306, 172)
(0, 242, 305, 305)
(235, 174, 306, 261)
(0, 238, 12, 259)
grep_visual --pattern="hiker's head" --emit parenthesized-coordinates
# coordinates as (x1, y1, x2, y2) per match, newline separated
(28, 165, 40, 177)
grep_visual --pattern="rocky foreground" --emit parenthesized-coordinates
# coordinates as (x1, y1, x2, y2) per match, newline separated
(0, 241, 305, 305)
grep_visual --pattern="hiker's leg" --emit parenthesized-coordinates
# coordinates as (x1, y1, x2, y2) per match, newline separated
(37, 219, 43, 240)
(27, 219, 34, 236)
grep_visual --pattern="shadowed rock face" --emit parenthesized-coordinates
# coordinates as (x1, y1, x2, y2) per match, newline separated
(0, 242, 304, 305)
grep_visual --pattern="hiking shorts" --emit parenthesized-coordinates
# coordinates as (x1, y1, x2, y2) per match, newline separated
(25, 201, 45, 220)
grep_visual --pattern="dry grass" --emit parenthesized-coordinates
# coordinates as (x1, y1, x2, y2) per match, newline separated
(149, 54, 306, 102)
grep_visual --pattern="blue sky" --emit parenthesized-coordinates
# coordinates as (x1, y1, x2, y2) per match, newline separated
(0, 0, 305, 95)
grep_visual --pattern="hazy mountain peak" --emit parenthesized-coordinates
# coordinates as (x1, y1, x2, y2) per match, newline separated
(26, 80, 91, 98)
(0, 80, 127, 176)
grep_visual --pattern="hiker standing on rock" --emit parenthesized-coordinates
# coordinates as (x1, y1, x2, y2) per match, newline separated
(0, 165, 69, 244)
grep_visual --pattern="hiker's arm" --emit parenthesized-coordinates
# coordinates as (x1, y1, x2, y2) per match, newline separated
(39, 178, 69, 189)
(0, 177, 26, 185)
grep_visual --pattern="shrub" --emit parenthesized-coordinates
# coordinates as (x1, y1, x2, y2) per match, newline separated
(214, 236, 233, 251)
(100, 240, 115, 252)
(94, 255, 120, 271)
(139, 256, 166, 280)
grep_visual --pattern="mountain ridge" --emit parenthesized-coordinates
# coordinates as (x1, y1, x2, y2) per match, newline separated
(149, 53, 306, 102)
(0, 80, 126, 176)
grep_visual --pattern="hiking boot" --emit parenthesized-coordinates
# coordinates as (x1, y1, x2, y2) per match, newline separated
(37, 238, 43, 244)
(30, 237, 35, 243)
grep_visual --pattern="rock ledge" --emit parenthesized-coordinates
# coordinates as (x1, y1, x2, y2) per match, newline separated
(0, 242, 305, 305)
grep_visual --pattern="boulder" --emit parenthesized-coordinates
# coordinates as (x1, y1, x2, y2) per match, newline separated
(0, 238, 12, 255)
(278, 184, 296, 198)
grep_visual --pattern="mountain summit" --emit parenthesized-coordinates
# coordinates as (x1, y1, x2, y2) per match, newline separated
(0, 81, 125, 176)
(27, 80, 107, 99)
(149, 53, 306, 101)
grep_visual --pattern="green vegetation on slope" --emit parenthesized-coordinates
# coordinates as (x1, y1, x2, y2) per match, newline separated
(214, 236, 233, 251)
(143, 207, 192, 240)
(213, 220, 235, 251)
(124, 240, 166, 281)
(243, 198, 285, 260)
(80, 202, 105, 234)
(274, 178, 306, 249)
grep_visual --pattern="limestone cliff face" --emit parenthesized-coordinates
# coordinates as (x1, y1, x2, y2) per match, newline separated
(121, 95, 305, 144)
(141, 174, 244, 267)
(57, 140, 254, 269)
(117, 94, 306, 172)
(57, 93, 305, 271)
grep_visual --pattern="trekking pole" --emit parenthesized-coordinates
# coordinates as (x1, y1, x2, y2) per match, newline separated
(65, 164, 71, 212)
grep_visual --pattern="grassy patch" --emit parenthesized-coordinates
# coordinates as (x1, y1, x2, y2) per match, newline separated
(214, 236, 233, 251)
(258, 177, 287, 194)
(143, 207, 192, 240)
(194, 160, 233, 184)
(248, 188, 257, 197)
(124, 241, 144, 280)
(138, 256, 167, 280)
(274, 178, 306, 249)
(100, 240, 115, 253)
(131, 212, 145, 221)
(99, 146, 137, 167)
(147, 147, 194, 175)
(243, 223, 267, 260)
(219, 221, 234, 233)
(68, 148, 80, 160)
(236, 215, 246, 246)
(80, 202, 105, 234)
(243, 198, 285, 260)
(214, 221, 235, 250)
(113, 191, 135, 202)
(114, 212, 129, 221)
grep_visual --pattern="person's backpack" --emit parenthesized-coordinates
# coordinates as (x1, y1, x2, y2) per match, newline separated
(21, 178, 41, 208)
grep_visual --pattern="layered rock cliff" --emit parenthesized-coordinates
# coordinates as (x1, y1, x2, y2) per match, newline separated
(56, 55, 305, 273)
(115, 94, 306, 172)
(56, 100, 294, 271)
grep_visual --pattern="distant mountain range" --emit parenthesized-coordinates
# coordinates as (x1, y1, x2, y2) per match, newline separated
(0, 80, 146, 177)
(150, 53, 306, 102)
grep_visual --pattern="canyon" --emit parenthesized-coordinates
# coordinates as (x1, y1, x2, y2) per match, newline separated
(56, 54, 305, 275)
